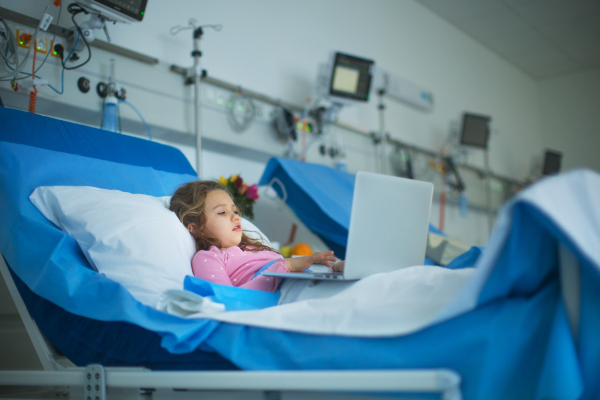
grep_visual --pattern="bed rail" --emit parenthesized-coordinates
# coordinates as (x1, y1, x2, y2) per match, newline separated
(0, 365, 462, 400)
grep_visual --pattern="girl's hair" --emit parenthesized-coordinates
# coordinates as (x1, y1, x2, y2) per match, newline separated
(169, 180, 277, 253)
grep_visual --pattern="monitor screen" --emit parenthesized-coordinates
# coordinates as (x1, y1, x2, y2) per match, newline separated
(459, 113, 491, 149)
(93, 0, 147, 22)
(542, 150, 562, 175)
(328, 53, 374, 103)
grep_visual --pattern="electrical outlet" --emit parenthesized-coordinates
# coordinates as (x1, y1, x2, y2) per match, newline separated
(16, 28, 33, 49)
(50, 39, 63, 58)
(35, 35, 48, 54)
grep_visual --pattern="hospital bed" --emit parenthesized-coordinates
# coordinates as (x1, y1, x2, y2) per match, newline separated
(0, 106, 599, 400)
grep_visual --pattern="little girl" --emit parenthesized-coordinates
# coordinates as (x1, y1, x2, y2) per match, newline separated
(169, 180, 340, 292)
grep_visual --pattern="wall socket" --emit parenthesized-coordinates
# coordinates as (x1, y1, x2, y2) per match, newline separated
(16, 28, 33, 49)
(50, 39, 63, 58)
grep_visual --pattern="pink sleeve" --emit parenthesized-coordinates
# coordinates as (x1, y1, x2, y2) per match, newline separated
(192, 251, 233, 286)
(238, 258, 289, 292)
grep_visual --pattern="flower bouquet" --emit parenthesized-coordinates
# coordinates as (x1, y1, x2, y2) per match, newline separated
(219, 174, 259, 219)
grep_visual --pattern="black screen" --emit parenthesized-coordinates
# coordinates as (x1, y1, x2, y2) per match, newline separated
(329, 53, 374, 102)
(460, 113, 491, 149)
(94, 0, 147, 21)
(542, 150, 562, 175)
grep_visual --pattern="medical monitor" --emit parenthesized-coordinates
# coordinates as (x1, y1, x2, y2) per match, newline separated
(459, 113, 491, 149)
(327, 52, 374, 104)
(77, 0, 147, 23)
(542, 149, 562, 175)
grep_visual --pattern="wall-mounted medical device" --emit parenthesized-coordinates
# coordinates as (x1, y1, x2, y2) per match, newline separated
(459, 112, 491, 150)
(77, 0, 148, 24)
(373, 68, 434, 111)
(327, 52, 375, 105)
(542, 149, 562, 175)
(314, 52, 375, 106)
(67, 0, 147, 54)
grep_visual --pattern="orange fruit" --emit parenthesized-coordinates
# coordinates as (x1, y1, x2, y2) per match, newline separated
(291, 243, 312, 256)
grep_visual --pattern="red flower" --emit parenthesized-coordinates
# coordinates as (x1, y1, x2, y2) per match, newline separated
(234, 176, 244, 188)
(246, 184, 259, 200)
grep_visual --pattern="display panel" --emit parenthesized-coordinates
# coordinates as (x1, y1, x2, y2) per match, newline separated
(328, 52, 374, 103)
(459, 113, 491, 149)
(92, 0, 147, 22)
(542, 150, 562, 175)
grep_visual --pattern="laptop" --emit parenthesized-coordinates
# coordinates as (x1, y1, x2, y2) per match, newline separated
(262, 171, 433, 281)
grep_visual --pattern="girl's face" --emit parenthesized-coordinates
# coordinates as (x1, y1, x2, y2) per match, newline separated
(203, 190, 243, 249)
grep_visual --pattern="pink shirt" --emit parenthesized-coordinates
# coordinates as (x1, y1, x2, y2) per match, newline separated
(191, 246, 289, 292)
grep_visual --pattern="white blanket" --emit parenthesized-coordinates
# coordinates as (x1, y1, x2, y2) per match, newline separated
(158, 265, 474, 336)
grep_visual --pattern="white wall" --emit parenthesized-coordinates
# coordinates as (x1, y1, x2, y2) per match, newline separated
(1, 0, 554, 247)
(2, 0, 544, 173)
(134, 0, 543, 178)
(537, 68, 600, 173)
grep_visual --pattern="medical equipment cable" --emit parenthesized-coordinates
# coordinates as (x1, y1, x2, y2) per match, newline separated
(3, 55, 65, 94)
(61, 3, 91, 70)
(118, 99, 152, 140)
(28, 41, 38, 113)
(0, 15, 18, 66)
(0, 1, 59, 81)
(0, 15, 19, 84)
(25, 2, 63, 79)
(30, 1, 62, 79)
(0, 1, 62, 83)
(3, 36, 68, 95)
(0, 8, 43, 82)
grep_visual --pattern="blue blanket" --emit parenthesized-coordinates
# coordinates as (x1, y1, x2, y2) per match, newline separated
(1, 107, 599, 400)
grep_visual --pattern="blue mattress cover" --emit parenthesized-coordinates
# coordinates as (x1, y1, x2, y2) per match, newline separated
(1, 107, 599, 400)
(0, 107, 237, 370)
(258, 157, 443, 260)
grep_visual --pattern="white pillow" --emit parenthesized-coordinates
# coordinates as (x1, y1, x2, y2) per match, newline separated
(29, 186, 270, 307)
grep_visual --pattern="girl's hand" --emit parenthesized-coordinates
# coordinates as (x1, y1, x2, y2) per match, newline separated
(285, 251, 337, 273)
(332, 260, 345, 272)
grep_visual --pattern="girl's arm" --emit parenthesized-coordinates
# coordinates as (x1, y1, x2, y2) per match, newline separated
(192, 251, 233, 286)
(239, 258, 288, 292)
(193, 251, 286, 292)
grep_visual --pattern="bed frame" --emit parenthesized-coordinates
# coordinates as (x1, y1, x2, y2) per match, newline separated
(0, 251, 463, 400)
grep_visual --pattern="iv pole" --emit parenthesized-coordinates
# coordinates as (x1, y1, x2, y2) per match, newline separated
(484, 149, 494, 234)
(170, 19, 221, 178)
(377, 89, 387, 174)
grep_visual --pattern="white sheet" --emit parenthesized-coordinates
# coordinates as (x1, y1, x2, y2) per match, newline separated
(158, 265, 475, 336)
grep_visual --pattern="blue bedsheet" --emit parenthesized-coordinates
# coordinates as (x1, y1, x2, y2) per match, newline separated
(1, 107, 599, 400)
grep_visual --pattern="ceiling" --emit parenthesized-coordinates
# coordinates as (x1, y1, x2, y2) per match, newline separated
(415, 0, 600, 80)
